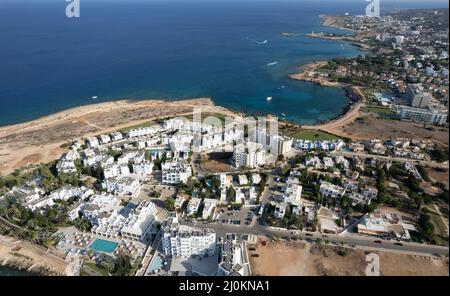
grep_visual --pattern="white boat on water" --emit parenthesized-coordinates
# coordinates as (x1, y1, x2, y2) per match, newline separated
(91, 96, 98, 99)
(281, 113, 286, 117)
(266, 96, 273, 101)
(266, 61, 278, 66)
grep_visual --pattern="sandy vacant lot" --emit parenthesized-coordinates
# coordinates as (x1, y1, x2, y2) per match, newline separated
(427, 167, 450, 190)
(339, 116, 449, 146)
(200, 152, 234, 173)
(249, 240, 449, 276)
(0, 98, 237, 175)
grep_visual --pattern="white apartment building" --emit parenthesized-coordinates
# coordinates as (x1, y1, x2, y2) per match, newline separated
(219, 174, 232, 188)
(126, 126, 161, 138)
(56, 159, 77, 174)
(26, 186, 93, 212)
(271, 135, 293, 155)
(322, 157, 335, 169)
(120, 201, 158, 242)
(283, 177, 302, 207)
(86, 137, 100, 148)
(82, 151, 114, 168)
(217, 237, 250, 276)
(103, 176, 141, 197)
(91, 201, 158, 242)
(103, 163, 131, 179)
(99, 134, 111, 145)
(274, 202, 287, 219)
(161, 161, 192, 185)
(319, 181, 345, 199)
(304, 156, 321, 168)
(162, 222, 216, 258)
(187, 198, 202, 216)
(362, 186, 379, 201)
(118, 150, 145, 165)
(405, 83, 432, 108)
(110, 131, 124, 142)
(233, 142, 266, 168)
(202, 198, 217, 220)
(132, 161, 154, 176)
(396, 105, 448, 125)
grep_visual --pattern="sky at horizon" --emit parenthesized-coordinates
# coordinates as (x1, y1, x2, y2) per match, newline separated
(2, 0, 449, 3)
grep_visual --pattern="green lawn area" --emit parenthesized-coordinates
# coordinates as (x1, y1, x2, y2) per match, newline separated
(361, 106, 395, 116)
(286, 130, 341, 141)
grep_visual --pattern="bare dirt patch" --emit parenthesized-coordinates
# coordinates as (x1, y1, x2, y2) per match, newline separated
(200, 152, 233, 173)
(339, 116, 449, 146)
(427, 167, 449, 190)
(249, 240, 449, 276)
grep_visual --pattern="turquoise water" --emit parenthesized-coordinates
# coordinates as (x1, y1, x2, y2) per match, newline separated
(90, 239, 119, 253)
(0, 0, 447, 126)
(148, 255, 163, 273)
(0, 266, 38, 276)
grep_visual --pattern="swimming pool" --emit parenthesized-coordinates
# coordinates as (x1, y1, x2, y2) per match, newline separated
(90, 239, 118, 253)
(147, 255, 163, 273)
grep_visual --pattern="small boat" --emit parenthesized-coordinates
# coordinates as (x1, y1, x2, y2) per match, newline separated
(266, 96, 273, 101)
(257, 39, 268, 44)
(266, 61, 278, 66)
(281, 113, 286, 117)
(91, 96, 98, 99)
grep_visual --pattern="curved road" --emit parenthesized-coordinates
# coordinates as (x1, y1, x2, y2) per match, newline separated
(181, 220, 449, 257)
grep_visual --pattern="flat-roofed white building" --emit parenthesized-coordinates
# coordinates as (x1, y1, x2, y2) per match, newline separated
(126, 126, 161, 138)
(274, 202, 287, 219)
(202, 198, 217, 220)
(120, 201, 158, 242)
(103, 163, 131, 179)
(187, 197, 202, 216)
(103, 176, 141, 197)
(396, 105, 448, 125)
(99, 134, 111, 145)
(357, 215, 388, 236)
(283, 177, 302, 207)
(233, 142, 265, 168)
(319, 181, 345, 199)
(110, 132, 124, 142)
(91, 201, 158, 242)
(161, 161, 192, 185)
(86, 137, 100, 148)
(270, 135, 293, 156)
(132, 161, 154, 177)
(162, 221, 216, 258)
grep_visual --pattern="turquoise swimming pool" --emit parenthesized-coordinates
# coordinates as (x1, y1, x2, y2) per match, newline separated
(90, 239, 118, 253)
(147, 255, 163, 273)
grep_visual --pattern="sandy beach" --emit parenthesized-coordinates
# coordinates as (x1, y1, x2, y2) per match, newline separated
(0, 98, 237, 175)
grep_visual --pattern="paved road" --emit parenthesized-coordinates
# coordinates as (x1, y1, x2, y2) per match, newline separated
(180, 220, 449, 257)
(334, 151, 449, 169)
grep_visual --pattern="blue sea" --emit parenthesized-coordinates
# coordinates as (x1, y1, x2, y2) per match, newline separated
(0, 266, 38, 276)
(0, 0, 448, 126)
